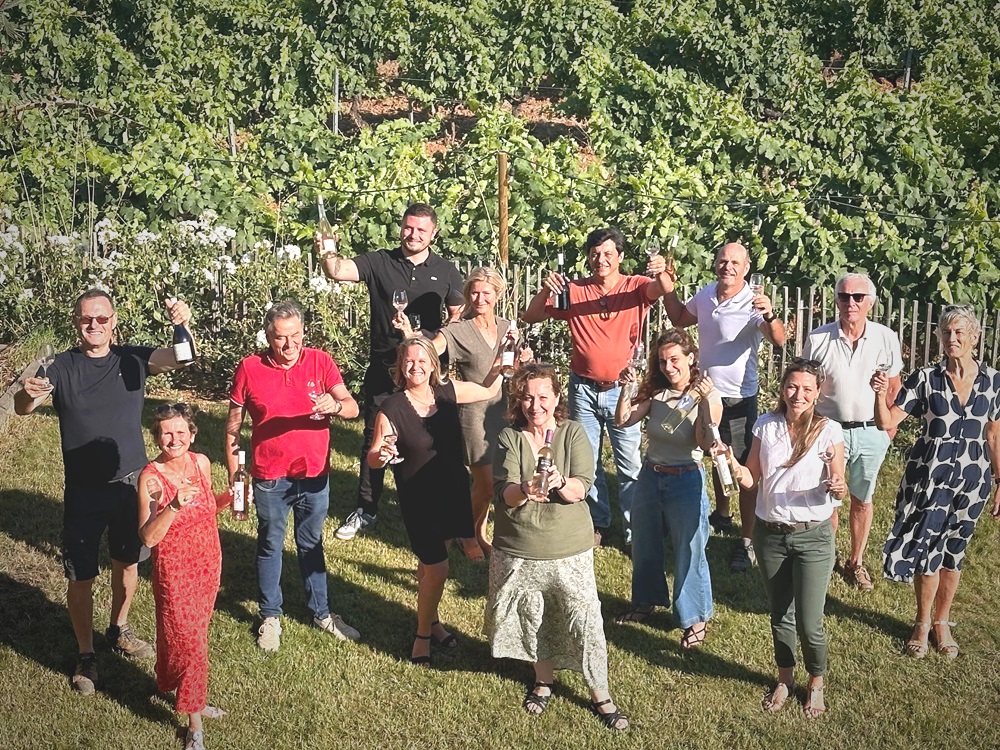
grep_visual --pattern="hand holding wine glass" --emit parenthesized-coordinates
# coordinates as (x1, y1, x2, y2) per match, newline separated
(307, 381, 326, 420)
(36, 343, 56, 391)
(383, 421, 403, 465)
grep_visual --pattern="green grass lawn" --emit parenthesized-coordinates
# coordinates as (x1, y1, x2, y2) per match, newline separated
(2, 392, 1000, 749)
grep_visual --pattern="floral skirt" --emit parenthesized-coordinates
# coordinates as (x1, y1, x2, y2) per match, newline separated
(483, 547, 609, 692)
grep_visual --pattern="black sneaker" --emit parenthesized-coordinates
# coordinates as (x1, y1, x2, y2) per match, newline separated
(729, 540, 756, 573)
(708, 510, 735, 535)
(72, 652, 98, 695)
(106, 624, 155, 659)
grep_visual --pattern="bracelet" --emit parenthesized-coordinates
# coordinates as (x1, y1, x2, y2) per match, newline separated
(166, 502, 180, 513)
(762, 311, 777, 323)
(556, 477, 568, 491)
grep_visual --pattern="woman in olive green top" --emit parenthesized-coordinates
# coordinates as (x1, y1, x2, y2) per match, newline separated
(486, 364, 628, 732)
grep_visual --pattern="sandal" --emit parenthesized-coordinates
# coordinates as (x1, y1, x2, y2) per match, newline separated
(430, 620, 458, 649)
(201, 705, 227, 720)
(590, 697, 629, 731)
(614, 607, 654, 625)
(681, 622, 707, 649)
(761, 682, 794, 713)
(904, 621, 931, 659)
(803, 681, 826, 719)
(410, 634, 431, 666)
(931, 620, 959, 659)
(184, 729, 206, 750)
(522, 682, 554, 715)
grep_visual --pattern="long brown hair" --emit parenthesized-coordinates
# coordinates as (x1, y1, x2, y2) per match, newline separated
(636, 329, 700, 403)
(775, 360, 828, 468)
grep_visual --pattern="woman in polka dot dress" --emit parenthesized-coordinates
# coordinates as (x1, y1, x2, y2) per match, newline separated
(872, 305, 1000, 659)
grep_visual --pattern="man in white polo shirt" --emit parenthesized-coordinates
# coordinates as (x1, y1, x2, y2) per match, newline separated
(661, 242, 785, 572)
(802, 272, 902, 590)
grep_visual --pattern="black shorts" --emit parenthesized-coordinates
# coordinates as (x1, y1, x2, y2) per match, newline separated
(719, 394, 758, 464)
(62, 472, 142, 581)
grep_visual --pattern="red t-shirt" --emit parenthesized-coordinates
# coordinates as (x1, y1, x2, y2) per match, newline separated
(546, 275, 653, 382)
(229, 348, 345, 480)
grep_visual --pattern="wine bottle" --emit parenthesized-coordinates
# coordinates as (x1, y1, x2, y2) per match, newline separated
(316, 194, 337, 257)
(232, 450, 249, 521)
(500, 326, 518, 379)
(554, 253, 570, 311)
(529, 428, 556, 495)
(168, 299, 195, 364)
(660, 389, 703, 434)
(709, 423, 740, 498)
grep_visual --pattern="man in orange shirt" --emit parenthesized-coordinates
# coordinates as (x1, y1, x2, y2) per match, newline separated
(523, 227, 669, 549)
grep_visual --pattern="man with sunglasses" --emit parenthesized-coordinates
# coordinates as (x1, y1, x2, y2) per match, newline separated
(802, 272, 902, 591)
(660, 242, 785, 573)
(14, 288, 194, 694)
(523, 226, 670, 549)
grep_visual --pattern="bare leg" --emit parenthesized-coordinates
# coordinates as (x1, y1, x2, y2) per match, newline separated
(904, 571, 939, 655)
(846, 496, 873, 567)
(110, 560, 139, 628)
(188, 711, 204, 733)
(412, 560, 449, 661)
(469, 464, 494, 555)
(67, 579, 96, 653)
(525, 660, 555, 715)
(932, 568, 962, 654)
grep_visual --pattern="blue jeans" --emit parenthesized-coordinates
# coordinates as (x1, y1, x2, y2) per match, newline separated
(630, 464, 714, 628)
(254, 475, 330, 620)
(569, 373, 642, 542)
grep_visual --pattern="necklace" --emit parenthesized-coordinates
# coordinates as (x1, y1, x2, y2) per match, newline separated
(406, 388, 436, 407)
(595, 277, 623, 320)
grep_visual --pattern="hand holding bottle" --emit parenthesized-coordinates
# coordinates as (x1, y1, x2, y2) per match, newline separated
(543, 270, 568, 298)
(165, 297, 192, 327)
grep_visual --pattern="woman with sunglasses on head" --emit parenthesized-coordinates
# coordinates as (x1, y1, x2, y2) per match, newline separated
(394, 267, 531, 560)
(727, 360, 847, 719)
(486, 364, 628, 731)
(872, 305, 1000, 659)
(612, 329, 720, 649)
(137, 404, 235, 750)
(368, 336, 502, 666)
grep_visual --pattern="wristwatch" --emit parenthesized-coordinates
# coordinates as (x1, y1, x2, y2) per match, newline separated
(762, 311, 777, 323)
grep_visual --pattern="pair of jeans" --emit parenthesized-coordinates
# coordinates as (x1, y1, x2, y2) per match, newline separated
(753, 517, 836, 676)
(630, 464, 714, 628)
(569, 373, 642, 542)
(254, 475, 331, 620)
(356, 365, 395, 517)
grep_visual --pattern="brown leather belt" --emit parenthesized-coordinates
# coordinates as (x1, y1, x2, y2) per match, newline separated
(757, 517, 828, 534)
(576, 375, 617, 391)
(645, 461, 700, 475)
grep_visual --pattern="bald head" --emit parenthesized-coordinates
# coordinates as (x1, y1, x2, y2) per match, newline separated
(714, 242, 751, 290)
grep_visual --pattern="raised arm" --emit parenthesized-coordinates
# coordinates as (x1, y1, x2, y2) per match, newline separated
(148, 298, 195, 374)
(14, 375, 51, 415)
(986, 420, 1000, 517)
(320, 251, 361, 283)
(660, 267, 697, 328)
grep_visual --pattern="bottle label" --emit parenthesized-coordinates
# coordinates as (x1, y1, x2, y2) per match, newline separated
(322, 237, 337, 254)
(233, 481, 246, 512)
(501, 350, 515, 367)
(173, 341, 193, 362)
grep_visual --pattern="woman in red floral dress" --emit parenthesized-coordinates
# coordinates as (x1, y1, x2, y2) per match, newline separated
(138, 404, 234, 750)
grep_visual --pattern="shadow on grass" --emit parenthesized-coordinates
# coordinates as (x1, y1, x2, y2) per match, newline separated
(0, 572, 174, 725)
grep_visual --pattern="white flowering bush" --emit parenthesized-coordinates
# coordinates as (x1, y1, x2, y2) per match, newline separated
(1, 212, 371, 389)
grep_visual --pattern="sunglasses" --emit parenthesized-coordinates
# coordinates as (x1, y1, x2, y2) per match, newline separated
(944, 304, 974, 312)
(598, 297, 613, 321)
(789, 357, 825, 379)
(74, 314, 113, 325)
(155, 402, 191, 416)
(836, 292, 868, 303)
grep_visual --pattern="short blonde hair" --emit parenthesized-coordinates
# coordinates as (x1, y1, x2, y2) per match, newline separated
(938, 305, 981, 342)
(391, 336, 445, 390)
(463, 267, 506, 310)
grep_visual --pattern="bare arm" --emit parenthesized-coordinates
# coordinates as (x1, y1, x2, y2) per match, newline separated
(985, 420, 1000, 517)
(734, 436, 762, 490)
(137, 469, 198, 548)
(13, 377, 51, 415)
(446, 304, 463, 323)
(321, 253, 361, 282)
(224, 401, 246, 480)
(758, 317, 786, 347)
(615, 387, 652, 428)
(694, 389, 724, 452)
(643, 256, 669, 302)
(148, 298, 195, 375)
(521, 287, 553, 324)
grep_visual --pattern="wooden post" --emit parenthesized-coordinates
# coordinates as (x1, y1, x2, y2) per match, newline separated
(333, 69, 340, 135)
(498, 152, 509, 268)
(909, 300, 918, 371)
(904, 48, 913, 92)
(992, 310, 1000, 364)
(924, 303, 934, 365)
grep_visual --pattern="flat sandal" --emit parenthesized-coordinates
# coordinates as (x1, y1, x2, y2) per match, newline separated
(523, 682, 554, 715)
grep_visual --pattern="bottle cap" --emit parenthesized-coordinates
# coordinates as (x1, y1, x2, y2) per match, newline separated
(238, 450, 246, 463)
(544, 428, 554, 443)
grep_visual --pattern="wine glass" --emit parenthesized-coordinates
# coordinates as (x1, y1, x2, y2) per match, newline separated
(178, 462, 201, 507)
(408, 313, 421, 332)
(307, 381, 325, 420)
(818, 448, 834, 485)
(384, 421, 403, 464)
(37, 343, 56, 390)
(392, 289, 408, 313)
(644, 240, 660, 277)
(749, 273, 765, 296)
(626, 341, 645, 399)
(875, 362, 891, 374)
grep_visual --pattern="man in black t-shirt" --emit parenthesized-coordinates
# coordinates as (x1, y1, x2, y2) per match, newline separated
(319, 203, 464, 540)
(15, 289, 194, 695)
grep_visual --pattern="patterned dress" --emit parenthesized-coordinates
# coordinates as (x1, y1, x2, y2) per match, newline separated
(147, 454, 222, 713)
(883, 361, 1000, 582)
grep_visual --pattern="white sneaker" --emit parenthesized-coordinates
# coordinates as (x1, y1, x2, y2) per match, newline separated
(257, 617, 282, 652)
(314, 613, 361, 642)
(335, 509, 376, 541)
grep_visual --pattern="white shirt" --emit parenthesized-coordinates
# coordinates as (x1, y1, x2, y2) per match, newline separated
(685, 282, 764, 398)
(802, 320, 902, 423)
(753, 413, 844, 524)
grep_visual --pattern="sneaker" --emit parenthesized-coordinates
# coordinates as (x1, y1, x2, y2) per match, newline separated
(257, 617, 282, 651)
(106, 624, 155, 659)
(314, 613, 361, 642)
(842, 561, 875, 591)
(708, 510, 735, 535)
(730, 539, 756, 573)
(71, 652, 98, 695)
(335, 509, 376, 541)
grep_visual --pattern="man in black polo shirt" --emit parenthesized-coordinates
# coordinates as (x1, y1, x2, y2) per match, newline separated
(15, 289, 194, 695)
(320, 203, 464, 540)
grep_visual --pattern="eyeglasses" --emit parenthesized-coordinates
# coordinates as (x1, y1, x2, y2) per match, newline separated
(789, 357, 825, 379)
(155, 402, 191, 415)
(836, 292, 868, 303)
(943, 304, 974, 312)
(74, 314, 113, 325)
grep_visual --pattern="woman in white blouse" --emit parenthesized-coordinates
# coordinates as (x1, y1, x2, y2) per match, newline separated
(729, 359, 847, 719)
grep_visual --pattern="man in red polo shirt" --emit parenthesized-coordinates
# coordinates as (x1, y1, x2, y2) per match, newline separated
(523, 226, 669, 549)
(225, 300, 360, 651)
